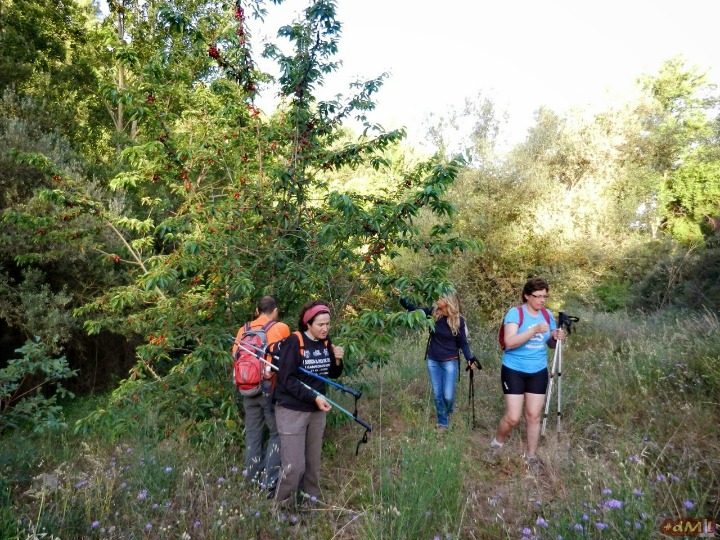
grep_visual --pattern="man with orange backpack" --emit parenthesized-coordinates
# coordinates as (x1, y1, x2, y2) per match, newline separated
(232, 296, 290, 494)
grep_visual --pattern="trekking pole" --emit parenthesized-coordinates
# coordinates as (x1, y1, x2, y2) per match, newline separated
(465, 362, 476, 429)
(227, 336, 362, 399)
(296, 379, 373, 455)
(541, 342, 560, 437)
(468, 367, 476, 429)
(556, 338, 563, 433)
(541, 312, 578, 436)
(226, 336, 372, 453)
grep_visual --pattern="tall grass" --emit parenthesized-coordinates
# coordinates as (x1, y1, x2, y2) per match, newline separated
(1, 310, 718, 539)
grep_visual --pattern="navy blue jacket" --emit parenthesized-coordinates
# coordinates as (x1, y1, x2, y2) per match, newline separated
(400, 298, 473, 362)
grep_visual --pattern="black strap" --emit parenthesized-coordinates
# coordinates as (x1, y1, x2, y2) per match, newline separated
(355, 428, 369, 456)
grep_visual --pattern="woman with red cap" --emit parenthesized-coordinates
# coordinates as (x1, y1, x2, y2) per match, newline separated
(273, 299, 344, 507)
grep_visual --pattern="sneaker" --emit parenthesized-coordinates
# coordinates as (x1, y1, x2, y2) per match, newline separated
(525, 455, 541, 474)
(437, 424, 448, 435)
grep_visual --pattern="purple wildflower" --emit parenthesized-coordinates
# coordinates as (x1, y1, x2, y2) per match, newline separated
(536, 516, 549, 527)
(193, 521, 201, 528)
(217, 477, 225, 484)
(164, 466, 173, 473)
(684, 500, 695, 509)
(255, 511, 261, 518)
(573, 524, 583, 531)
(656, 474, 666, 482)
(151, 503, 158, 509)
(602, 489, 612, 495)
(92, 521, 100, 528)
(145, 523, 152, 530)
(595, 522, 608, 530)
(290, 516, 298, 524)
(75, 480, 88, 488)
(628, 455, 640, 463)
(582, 514, 589, 521)
(604, 499, 622, 509)
(242, 469, 248, 477)
(633, 489, 643, 496)
(522, 527, 532, 535)
(231, 466, 238, 473)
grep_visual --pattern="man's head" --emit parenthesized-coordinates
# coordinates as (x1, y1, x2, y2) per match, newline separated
(256, 296, 279, 319)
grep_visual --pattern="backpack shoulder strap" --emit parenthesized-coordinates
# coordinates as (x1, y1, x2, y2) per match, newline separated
(243, 322, 251, 333)
(517, 305, 524, 327)
(262, 320, 277, 332)
(540, 308, 550, 324)
(293, 331, 304, 357)
(292, 331, 328, 355)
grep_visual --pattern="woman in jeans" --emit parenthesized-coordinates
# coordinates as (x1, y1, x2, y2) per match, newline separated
(401, 290, 477, 431)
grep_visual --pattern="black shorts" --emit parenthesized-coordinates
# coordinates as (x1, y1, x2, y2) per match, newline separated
(501, 365, 548, 395)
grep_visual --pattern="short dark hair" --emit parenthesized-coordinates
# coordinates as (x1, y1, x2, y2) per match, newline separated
(521, 278, 549, 301)
(298, 299, 328, 331)
(257, 295, 278, 315)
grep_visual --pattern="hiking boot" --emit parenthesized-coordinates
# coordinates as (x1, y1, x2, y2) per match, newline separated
(485, 439, 503, 462)
(525, 455, 542, 475)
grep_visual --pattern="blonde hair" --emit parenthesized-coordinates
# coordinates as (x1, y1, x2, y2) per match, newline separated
(434, 292, 462, 335)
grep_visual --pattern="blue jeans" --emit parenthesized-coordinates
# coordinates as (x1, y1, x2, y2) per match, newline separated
(427, 358, 458, 427)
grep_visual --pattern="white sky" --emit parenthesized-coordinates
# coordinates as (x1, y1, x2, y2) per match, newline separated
(254, 0, 720, 148)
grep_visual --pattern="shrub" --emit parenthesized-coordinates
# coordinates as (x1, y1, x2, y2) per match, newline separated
(0, 337, 77, 433)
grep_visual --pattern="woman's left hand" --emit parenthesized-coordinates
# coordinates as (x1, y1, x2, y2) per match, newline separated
(332, 344, 344, 360)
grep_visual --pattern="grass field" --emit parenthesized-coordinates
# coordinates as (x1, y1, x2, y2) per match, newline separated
(2, 308, 718, 539)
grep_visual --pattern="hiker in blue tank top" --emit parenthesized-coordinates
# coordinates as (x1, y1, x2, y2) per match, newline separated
(489, 278, 565, 470)
(401, 288, 478, 431)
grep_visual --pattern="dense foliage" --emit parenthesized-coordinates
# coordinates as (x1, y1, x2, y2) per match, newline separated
(0, 1, 718, 436)
(1, 0, 477, 438)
